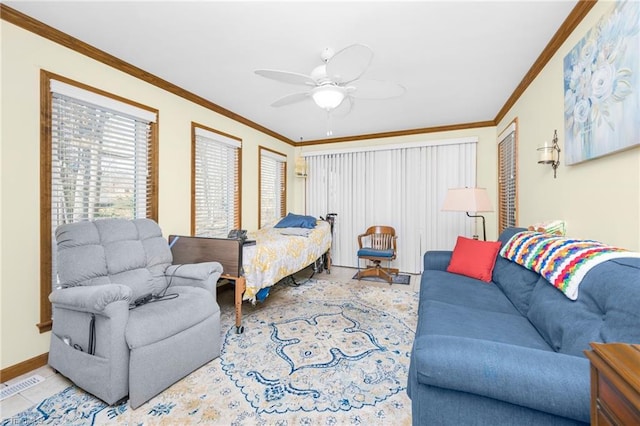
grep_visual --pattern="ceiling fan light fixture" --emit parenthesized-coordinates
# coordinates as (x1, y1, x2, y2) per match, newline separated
(312, 85, 345, 111)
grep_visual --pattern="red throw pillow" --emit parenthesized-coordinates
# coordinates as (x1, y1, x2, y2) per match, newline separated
(446, 236, 502, 282)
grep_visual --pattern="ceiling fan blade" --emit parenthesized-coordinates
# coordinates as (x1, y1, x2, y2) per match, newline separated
(271, 92, 310, 107)
(255, 69, 316, 86)
(326, 44, 373, 84)
(349, 79, 406, 100)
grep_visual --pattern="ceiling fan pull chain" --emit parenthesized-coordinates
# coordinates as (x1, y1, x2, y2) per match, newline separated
(326, 111, 334, 136)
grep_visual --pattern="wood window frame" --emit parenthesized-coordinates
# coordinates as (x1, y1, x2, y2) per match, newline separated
(191, 122, 242, 236)
(38, 70, 158, 333)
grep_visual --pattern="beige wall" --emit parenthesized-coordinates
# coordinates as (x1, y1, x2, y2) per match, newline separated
(496, 1, 640, 251)
(0, 21, 295, 369)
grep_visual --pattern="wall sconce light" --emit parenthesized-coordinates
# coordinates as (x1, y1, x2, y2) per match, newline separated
(537, 130, 561, 178)
(295, 156, 307, 178)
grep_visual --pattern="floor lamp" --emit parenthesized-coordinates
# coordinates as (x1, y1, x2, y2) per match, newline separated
(442, 188, 493, 240)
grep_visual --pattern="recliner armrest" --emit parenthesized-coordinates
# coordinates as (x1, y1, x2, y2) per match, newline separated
(412, 334, 590, 423)
(166, 262, 223, 294)
(49, 284, 132, 313)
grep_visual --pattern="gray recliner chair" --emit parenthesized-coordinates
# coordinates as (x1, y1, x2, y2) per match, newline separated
(48, 218, 223, 409)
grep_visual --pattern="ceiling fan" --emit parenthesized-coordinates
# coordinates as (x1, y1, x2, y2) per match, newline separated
(254, 44, 406, 115)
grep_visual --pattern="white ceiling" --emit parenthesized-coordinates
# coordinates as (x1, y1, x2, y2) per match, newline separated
(6, 1, 578, 143)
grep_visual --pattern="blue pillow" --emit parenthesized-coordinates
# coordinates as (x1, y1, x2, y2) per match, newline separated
(274, 213, 317, 229)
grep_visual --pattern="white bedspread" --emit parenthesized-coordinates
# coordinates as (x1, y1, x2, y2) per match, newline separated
(242, 220, 332, 302)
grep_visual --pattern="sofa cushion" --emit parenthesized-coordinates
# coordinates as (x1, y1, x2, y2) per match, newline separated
(418, 300, 552, 350)
(126, 286, 218, 349)
(527, 257, 640, 356)
(420, 270, 521, 316)
(412, 335, 590, 423)
(446, 236, 501, 282)
(489, 226, 544, 316)
(491, 255, 540, 317)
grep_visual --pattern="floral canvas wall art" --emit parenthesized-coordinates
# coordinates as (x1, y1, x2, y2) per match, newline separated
(564, 0, 639, 165)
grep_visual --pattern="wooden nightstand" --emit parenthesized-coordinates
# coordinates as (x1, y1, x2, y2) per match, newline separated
(584, 343, 640, 425)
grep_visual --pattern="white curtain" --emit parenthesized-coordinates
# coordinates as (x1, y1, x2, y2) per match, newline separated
(305, 139, 477, 273)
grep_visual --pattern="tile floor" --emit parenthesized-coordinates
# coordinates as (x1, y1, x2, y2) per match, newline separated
(1, 364, 71, 420)
(0, 266, 420, 421)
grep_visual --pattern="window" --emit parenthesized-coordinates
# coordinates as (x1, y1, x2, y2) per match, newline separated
(259, 147, 286, 228)
(192, 124, 241, 237)
(39, 71, 158, 332)
(498, 120, 518, 233)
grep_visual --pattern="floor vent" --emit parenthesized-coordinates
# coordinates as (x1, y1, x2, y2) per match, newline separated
(0, 375, 45, 401)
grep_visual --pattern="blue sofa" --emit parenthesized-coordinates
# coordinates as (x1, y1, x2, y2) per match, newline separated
(407, 227, 640, 425)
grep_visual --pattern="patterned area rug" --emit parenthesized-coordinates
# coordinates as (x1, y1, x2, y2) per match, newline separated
(2, 278, 418, 425)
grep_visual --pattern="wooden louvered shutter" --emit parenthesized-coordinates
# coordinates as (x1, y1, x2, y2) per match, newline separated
(498, 125, 517, 233)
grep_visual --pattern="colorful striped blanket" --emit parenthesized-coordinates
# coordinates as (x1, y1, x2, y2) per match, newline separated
(500, 231, 640, 300)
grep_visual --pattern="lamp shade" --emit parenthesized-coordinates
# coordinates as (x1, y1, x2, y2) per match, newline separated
(312, 85, 345, 110)
(442, 188, 493, 212)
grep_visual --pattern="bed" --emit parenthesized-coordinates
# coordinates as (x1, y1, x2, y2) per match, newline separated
(169, 218, 332, 333)
(242, 219, 332, 301)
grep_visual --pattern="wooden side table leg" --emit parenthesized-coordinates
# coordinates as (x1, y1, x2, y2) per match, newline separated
(589, 364, 598, 425)
(234, 276, 246, 334)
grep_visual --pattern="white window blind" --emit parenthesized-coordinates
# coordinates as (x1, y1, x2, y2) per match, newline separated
(306, 140, 477, 273)
(194, 128, 241, 237)
(50, 84, 155, 288)
(260, 148, 286, 228)
(498, 126, 517, 232)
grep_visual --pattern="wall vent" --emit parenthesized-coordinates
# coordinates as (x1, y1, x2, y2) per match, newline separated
(0, 375, 45, 401)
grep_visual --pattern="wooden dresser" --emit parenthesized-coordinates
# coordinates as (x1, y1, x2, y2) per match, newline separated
(584, 343, 640, 425)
